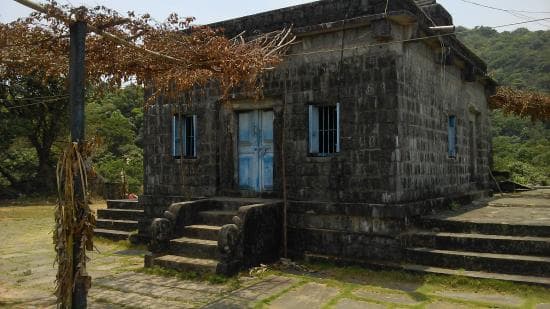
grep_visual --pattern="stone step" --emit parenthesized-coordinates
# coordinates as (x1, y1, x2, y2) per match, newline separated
(404, 231, 550, 256)
(182, 225, 221, 241)
(401, 263, 550, 287)
(197, 210, 237, 226)
(304, 253, 550, 286)
(405, 247, 550, 277)
(106, 199, 140, 210)
(152, 254, 217, 273)
(94, 228, 131, 241)
(97, 208, 144, 221)
(96, 219, 138, 232)
(169, 237, 219, 260)
(421, 218, 550, 237)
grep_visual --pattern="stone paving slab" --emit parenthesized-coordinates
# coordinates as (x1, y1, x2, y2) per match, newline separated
(89, 288, 194, 309)
(425, 301, 473, 308)
(268, 282, 340, 309)
(353, 288, 424, 306)
(333, 298, 386, 309)
(433, 290, 525, 307)
(203, 275, 298, 308)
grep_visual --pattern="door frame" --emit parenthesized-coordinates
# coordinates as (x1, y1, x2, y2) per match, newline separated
(230, 98, 280, 195)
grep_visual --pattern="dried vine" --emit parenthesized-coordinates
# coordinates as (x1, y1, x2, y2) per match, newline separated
(489, 86, 550, 121)
(54, 140, 97, 307)
(0, 1, 295, 104)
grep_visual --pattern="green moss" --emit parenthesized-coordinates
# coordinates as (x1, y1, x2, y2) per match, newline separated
(137, 266, 240, 288)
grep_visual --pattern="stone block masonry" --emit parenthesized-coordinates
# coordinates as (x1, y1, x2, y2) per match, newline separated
(139, 0, 494, 263)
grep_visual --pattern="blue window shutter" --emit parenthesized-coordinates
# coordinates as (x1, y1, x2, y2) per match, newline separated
(192, 115, 197, 157)
(309, 105, 319, 154)
(172, 115, 178, 157)
(336, 102, 341, 153)
(182, 116, 188, 157)
(448, 115, 457, 157)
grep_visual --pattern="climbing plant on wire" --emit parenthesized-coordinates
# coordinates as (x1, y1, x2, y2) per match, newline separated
(0, 1, 295, 307)
(489, 86, 550, 122)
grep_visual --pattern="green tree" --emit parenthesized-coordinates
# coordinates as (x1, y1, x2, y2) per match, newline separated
(86, 86, 144, 193)
(0, 76, 69, 195)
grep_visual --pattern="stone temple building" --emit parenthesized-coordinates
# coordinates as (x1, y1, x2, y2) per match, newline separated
(137, 0, 496, 273)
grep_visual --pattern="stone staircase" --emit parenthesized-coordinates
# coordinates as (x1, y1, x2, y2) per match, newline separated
(402, 216, 550, 284)
(95, 199, 143, 241)
(148, 203, 240, 274)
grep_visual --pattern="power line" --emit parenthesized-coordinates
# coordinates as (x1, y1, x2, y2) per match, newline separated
(285, 17, 550, 58)
(4, 94, 69, 101)
(1, 96, 68, 109)
(457, 0, 550, 14)
(457, 0, 550, 29)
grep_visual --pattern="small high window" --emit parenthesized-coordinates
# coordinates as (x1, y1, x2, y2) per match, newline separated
(448, 115, 457, 158)
(308, 103, 340, 155)
(173, 115, 197, 158)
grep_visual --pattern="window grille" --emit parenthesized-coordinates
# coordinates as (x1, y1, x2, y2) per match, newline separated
(173, 115, 197, 158)
(308, 103, 340, 155)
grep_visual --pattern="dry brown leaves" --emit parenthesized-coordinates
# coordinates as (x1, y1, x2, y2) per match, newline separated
(489, 86, 550, 121)
(0, 0, 295, 104)
(54, 141, 96, 307)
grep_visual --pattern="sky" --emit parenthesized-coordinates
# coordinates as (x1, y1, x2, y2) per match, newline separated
(1, 0, 549, 31)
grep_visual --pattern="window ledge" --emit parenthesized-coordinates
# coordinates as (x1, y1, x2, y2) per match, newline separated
(174, 157, 199, 163)
(305, 154, 340, 162)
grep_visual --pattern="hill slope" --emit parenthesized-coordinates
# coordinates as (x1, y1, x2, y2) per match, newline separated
(458, 27, 549, 185)
(457, 26, 550, 92)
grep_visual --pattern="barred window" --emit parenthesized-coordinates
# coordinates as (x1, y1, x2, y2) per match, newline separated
(308, 103, 340, 155)
(173, 115, 197, 158)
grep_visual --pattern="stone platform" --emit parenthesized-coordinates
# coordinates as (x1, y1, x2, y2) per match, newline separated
(403, 188, 550, 284)
(431, 188, 550, 226)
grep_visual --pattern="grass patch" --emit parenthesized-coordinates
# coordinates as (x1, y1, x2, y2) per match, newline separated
(94, 236, 147, 252)
(0, 204, 55, 220)
(303, 261, 550, 298)
(256, 261, 550, 308)
(137, 266, 240, 288)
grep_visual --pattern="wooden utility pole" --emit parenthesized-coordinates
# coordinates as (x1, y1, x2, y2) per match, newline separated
(69, 17, 88, 308)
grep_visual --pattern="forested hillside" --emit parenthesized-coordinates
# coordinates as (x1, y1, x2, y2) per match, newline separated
(458, 26, 549, 92)
(459, 27, 550, 185)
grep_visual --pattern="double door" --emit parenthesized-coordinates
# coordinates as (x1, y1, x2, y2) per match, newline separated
(238, 110, 273, 192)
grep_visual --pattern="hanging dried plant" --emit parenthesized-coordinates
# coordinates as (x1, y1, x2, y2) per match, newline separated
(54, 139, 98, 307)
(489, 86, 550, 121)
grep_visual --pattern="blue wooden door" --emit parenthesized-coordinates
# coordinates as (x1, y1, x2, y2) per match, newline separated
(238, 110, 273, 192)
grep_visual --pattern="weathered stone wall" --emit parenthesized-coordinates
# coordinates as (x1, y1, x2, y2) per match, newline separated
(142, 95, 219, 198)
(141, 94, 220, 239)
(393, 42, 491, 203)
(263, 26, 401, 203)
(139, 0, 493, 259)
